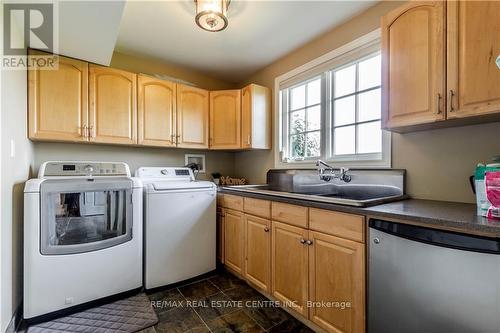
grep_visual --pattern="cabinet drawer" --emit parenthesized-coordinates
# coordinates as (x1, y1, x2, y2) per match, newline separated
(271, 202, 308, 228)
(244, 197, 271, 218)
(309, 208, 365, 243)
(224, 194, 243, 211)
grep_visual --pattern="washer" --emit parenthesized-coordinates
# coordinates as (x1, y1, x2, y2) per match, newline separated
(24, 161, 143, 320)
(136, 167, 216, 290)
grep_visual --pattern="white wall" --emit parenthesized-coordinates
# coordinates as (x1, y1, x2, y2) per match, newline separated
(0, 14, 34, 333)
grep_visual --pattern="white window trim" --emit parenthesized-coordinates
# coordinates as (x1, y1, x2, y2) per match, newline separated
(274, 28, 391, 169)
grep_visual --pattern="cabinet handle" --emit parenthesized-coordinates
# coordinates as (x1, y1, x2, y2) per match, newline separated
(264, 226, 270, 232)
(436, 93, 442, 114)
(448, 90, 455, 113)
(82, 125, 88, 138)
(306, 240, 313, 246)
(171, 134, 175, 143)
(88, 125, 94, 138)
(300, 238, 306, 244)
(247, 135, 251, 145)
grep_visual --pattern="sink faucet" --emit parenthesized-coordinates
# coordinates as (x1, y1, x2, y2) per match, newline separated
(316, 160, 352, 183)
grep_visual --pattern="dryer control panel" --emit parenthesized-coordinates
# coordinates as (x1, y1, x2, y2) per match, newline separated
(39, 161, 130, 177)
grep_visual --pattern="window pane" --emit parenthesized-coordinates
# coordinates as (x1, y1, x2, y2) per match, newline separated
(307, 105, 321, 131)
(358, 54, 381, 90)
(334, 126, 355, 155)
(291, 85, 306, 110)
(290, 134, 305, 158)
(290, 110, 305, 134)
(334, 65, 356, 97)
(358, 88, 381, 122)
(334, 96, 355, 126)
(307, 78, 321, 105)
(358, 121, 382, 154)
(306, 131, 320, 157)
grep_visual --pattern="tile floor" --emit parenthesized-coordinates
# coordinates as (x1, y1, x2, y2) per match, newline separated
(140, 270, 315, 333)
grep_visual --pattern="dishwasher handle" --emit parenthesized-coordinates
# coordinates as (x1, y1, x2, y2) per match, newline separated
(369, 219, 500, 254)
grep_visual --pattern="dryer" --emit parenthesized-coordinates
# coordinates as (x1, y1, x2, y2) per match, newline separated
(24, 161, 143, 320)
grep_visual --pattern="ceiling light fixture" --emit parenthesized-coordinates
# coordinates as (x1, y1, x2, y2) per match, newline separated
(194, 0, 230, 32)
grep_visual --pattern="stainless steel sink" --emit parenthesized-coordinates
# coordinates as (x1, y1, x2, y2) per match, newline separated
(223, 169, 406, 207)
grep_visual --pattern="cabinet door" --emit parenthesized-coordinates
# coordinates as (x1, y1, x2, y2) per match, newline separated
(382, 1, 445, 129)
(89, 65, 137, 144)
(224, 209, 245, 275)
(447, 1, 500, 118)
(217, 208, 225, 264)
(309, 231, 365, 333)
(28, 53, 88, 142)
(244, 214, 271, 292)
(241, 84, 271, 149)
(177, 84, 209, 149)
(272, 221, 309, 317)
(137, 75, 176, 147)
(209, 90, 241, 149)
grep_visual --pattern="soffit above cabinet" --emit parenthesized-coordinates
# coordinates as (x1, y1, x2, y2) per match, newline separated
(51, 0, 125, 65)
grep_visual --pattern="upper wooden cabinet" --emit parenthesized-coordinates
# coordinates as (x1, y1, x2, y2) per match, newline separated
(89, 65, 137, 145)
(209, 90, 241, 149)
(241, 84, 271, 149)
(28, 53, 88, 142)
(137, 75, 176, 147)
(446, 1, 500, 118)
(27, 51, 269, 149)
(177, 84, 209, 149)
(383, 1, 500, 132)
(382, 1, 446, 129)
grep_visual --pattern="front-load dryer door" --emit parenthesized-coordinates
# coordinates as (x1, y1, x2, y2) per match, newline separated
(40, 178, 133, 255)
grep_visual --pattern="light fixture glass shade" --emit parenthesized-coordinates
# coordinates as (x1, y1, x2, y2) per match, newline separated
(195, 0, 230, 32)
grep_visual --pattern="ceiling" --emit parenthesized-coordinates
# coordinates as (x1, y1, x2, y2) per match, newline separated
(115, 0, 376, 83)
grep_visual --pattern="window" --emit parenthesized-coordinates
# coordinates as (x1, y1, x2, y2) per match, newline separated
(331, 54, 381, 158)
(288, 77, 322, 159)
(277, 31, 390, 167)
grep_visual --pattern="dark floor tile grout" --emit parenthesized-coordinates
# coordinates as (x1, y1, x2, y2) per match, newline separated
(176, 284, 214, 333)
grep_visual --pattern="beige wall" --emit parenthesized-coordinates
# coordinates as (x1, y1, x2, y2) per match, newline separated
(234, 1, 500, 203)
(33, 143, 234, 181)
(110, 51, 234, 90)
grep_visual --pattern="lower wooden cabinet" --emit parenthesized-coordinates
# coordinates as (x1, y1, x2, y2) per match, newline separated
(219, 198, 366, 333)
(216, 208, 225, 264)
(271, 221, 309, 317)
(223, 209, 245, 275)
(244, 214, 271, 292)
(309, 231, 365, 333)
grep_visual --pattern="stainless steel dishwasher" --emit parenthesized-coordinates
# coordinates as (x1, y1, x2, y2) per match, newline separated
(369, 219, 500, 333)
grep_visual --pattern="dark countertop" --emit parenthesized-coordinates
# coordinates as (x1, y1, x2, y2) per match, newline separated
(219, 187, 500, 238)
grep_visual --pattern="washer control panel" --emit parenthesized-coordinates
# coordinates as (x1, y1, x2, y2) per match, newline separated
(39, 161, 130, 177)
(135, 167, 194, 181)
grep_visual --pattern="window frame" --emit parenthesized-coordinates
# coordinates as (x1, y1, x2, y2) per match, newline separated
(275, 29, 391, 169)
